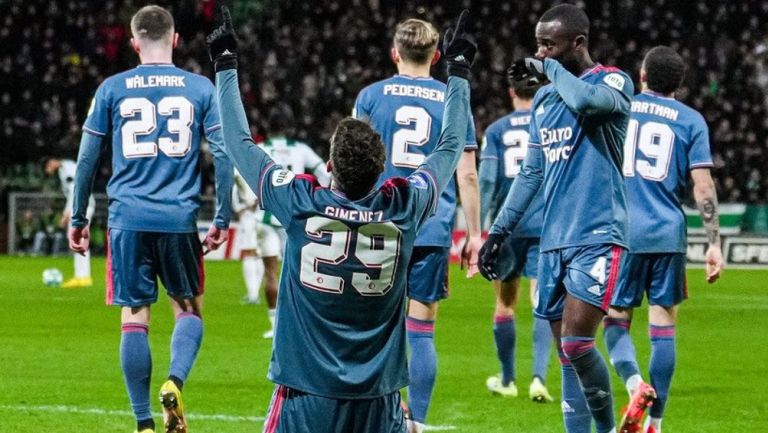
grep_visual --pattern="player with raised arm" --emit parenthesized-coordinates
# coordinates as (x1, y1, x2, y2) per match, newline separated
(479, 5, 633, 433)
(68, 6, 233, 433)
(43, 157, 96, 287)
(207, 7, 475, 432)
(603, 46, 723, 433)
(352, 18, 481, 431)
(480, 76, 553, 402)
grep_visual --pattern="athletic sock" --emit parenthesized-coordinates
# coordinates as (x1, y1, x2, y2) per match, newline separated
(493, 314, 516, 386)
(268, 308, 276, 330)
(120, 323, 152, 423)
(74, 250, 91, 278)
(649, 325, 676, 419)
(532, 317, 552, 382)
(406, 316, 437, 424)
(168, 312, 203, 385)
(603, 318, 641, 387)
(562, 336, 615, 433)
(242, 256, 264, 302)
(647, 416, 662, 432)
(558, 347, 592, 433)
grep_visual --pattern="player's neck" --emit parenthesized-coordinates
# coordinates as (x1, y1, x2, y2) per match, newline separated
(576, 56, 596, 76)
(513, 99, 532, 111)
(396, 62, 431, 78)
(138, 47, 173, 65)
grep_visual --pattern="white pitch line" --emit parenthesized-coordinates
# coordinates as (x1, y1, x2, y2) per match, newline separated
(0, 404, 264, 423)
(424, 425, 458, 431)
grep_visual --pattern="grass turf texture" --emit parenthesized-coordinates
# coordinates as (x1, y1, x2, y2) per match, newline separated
(0, 255, 765, 432)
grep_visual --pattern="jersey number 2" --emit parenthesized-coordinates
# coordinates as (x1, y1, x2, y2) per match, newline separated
(300, 216, 402, 296)
(120, 96, 194, 159)
(502, 129, 529, 177)
(391, 105, 432, 168)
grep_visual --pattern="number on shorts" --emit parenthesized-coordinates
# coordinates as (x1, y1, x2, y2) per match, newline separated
(391, 105, 432, 168)
(120, 96, 194, 159)
(300, 216, 402, 296)
(623, 119, 675, 181)
(589, 257, 607, 284)
(502, 129, 530, 177)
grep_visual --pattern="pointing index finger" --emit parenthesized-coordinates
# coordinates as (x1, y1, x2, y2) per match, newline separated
(455, 9, 469, 35)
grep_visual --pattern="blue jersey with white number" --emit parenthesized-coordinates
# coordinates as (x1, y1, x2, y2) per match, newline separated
(527, 65, 633, 252)
(624, 91, 713, 253)
(353, 75, 477, 247)
(83, 64, 223, 232)
(481, 110, 543, 237)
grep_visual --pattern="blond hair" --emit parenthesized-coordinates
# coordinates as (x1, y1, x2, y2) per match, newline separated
(131, 5, 174, 42)
(394, 19, 439, 64)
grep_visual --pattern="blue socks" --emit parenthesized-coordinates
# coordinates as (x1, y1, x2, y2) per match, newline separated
(561, 337, 615, 433)
(406, 316, 436, 424)
(120, 323, 153, 423)
(493, 315, 516, 385)
(558, 347, 592, 433)
(604, 318, 641, 384)
(649, 325, 675, 418)
(169, 312, 204, 385)
(532, 317, 552, 381)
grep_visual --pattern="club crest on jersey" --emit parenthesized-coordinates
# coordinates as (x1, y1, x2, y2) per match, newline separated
(271, 169, 295, 187)
(603, 73, 625, 91)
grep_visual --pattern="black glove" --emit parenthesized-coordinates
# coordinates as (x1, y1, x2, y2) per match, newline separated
(442, 9, 477, 79)
(507, 57, 547, 84)
(478, 233, 505, 281)
(206, 5, 238, 71)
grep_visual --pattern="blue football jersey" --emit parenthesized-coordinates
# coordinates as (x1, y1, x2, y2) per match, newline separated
(481, 110, 544, 238)
(353, 75, 477, 247)
(624, 91, 713, 253)
(82, 64, 224, 232)
(524, 65, 633, 252)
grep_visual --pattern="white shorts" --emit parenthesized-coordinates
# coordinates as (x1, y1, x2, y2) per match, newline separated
(238, 211, 260, 251)
(257, 223, 283, 258)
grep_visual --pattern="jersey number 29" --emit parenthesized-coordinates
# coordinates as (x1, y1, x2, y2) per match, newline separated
(119, 96, 194, 159)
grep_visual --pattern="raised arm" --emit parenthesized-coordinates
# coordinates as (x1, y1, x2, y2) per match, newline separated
(691, 168, 723, 283)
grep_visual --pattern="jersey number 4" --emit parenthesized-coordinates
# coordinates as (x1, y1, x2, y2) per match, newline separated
(119, 96, 194, 159)
(623, 119, 675, 181)
(300, 216, 402, 296)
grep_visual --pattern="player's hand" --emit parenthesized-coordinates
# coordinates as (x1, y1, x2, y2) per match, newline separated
(203, 225, 228, 255)
(461, 234, 483, 278)
(508, 57, 547, 84)
(478, 233, 505, 281)
(68, 225, 90, 256)
(442, 9, 477, 79)
(206, 5, 238, 71)
(705, 244, 724, 283)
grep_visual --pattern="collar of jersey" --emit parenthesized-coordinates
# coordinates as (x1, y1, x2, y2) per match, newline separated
(579, 64, 602, 78)
(138, 63, 175, 67)
(642, 90, 675, 100)
(330, 186, 377, 203)
(394, 74, 434, 81)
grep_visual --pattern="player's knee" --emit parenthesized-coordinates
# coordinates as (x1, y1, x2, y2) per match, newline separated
(561, 339, 595, 361)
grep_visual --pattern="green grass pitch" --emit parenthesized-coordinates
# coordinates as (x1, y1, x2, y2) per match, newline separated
(0, 255, 765, 432)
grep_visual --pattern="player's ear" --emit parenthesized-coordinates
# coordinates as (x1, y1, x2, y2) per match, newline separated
(390, 47, 400, 65)
(508, 88, 516, 101)
(431, 50, 441, 65)
(326, 160, 333, 175)
(130, 38, 140, 54)
(172, 33, 179, 49)
(573, 35, 586, 51)
(640, 67, 648, 84)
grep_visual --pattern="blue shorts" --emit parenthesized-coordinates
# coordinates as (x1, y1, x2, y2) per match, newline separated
(106, 229, 204, 307)
(495, 237, 540, 282)
(263, 385, 406, 433)
(407, 246, 449, 303)
(535, 244, 625, 321)
(611, 253, 687, 308)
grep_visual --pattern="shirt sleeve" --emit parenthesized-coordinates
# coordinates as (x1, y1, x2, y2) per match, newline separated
(464, 111, 478, 150)
(490, 145, 544, 235)
(71, 134, 103, 228)
(352, 88, 371, 121)
(82, 81, 111, 136)
(688, 114, 714, 169)
(543, 59, 633, 116)
(203, 81, 222, 134)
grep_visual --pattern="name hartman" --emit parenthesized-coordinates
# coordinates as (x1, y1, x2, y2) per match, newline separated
(126, 75, 186, 89)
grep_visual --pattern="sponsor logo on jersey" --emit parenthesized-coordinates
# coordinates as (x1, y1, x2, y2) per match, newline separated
(271, 169, 295, 187)
(539, 127, 573, 146)
(603, 73, 626, 91)
(543, 145, 572, 163)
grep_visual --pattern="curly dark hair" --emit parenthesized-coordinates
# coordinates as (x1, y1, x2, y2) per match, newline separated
(644, 45, 686, 95)
(329, 118, 386, 200)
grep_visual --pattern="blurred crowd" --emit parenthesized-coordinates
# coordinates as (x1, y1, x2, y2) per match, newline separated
(2, 0, 768, 211)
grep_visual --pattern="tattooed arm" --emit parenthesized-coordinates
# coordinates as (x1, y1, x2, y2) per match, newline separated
(691, 168, 723, 283)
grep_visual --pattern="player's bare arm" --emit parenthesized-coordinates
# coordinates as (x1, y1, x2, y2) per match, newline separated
(691, 168, 723, 283)
(457, 150, 481, 277)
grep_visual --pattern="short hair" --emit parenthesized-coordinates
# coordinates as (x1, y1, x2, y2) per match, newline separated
(509, 77, 542, 100)
(394, 19, 439, 64)
(131, 5, 174, 42)
(329, 118, 386, 200)
(643, 46, 686, 94)
(539, 4, 590, 39)
(267, 103, 295, 136)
